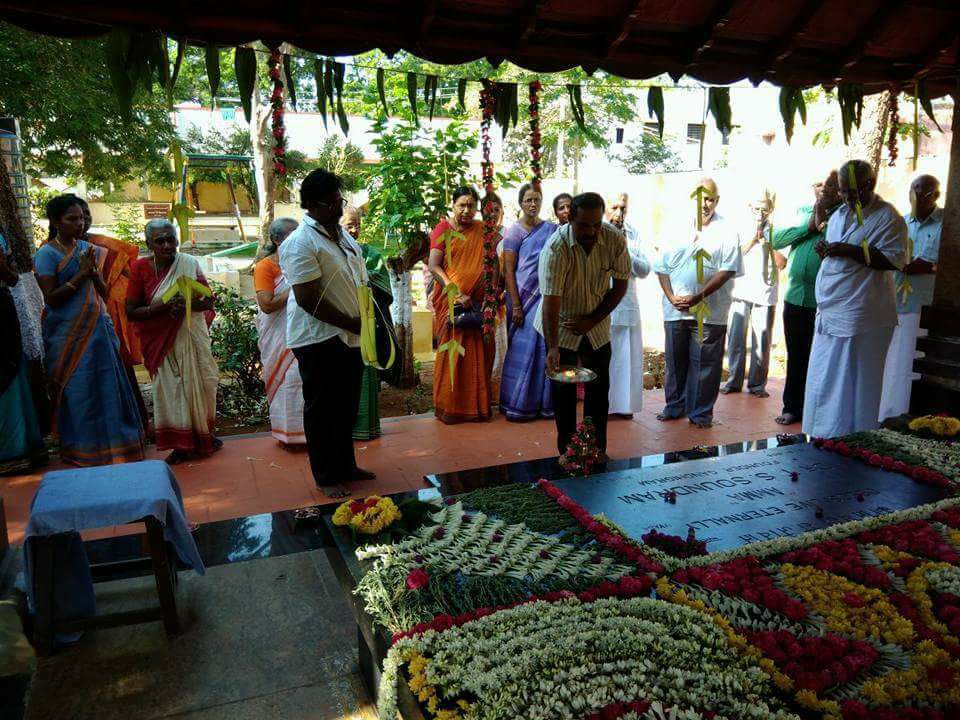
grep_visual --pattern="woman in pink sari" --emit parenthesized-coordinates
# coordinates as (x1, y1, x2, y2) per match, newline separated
(126, 219, 219, 464)
(254, 218, 304, 447)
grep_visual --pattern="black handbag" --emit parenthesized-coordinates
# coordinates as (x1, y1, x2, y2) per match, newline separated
(452, 303, 483, 329)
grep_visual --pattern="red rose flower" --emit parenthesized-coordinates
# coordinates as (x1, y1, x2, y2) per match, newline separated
(405, 568, 430, 590)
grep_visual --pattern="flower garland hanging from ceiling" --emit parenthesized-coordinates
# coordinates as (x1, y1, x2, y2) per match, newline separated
(479, 80, 499, 340)
(267, 49, 288, 178)
(528, 80, 542, 191)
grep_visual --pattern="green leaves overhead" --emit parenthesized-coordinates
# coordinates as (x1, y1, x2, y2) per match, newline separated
(204, 44, 221, 101)
(377, 68, 389, 117)
(406, 72, 419, 126)
(646, 86, 664, 139)
(707, 87, 732, 134)
(494, 82, 518, 138)
(837, 83, 864, 145)
(233, 46, 257, 121)
(915, 79, 943, 132)
(314, 58, 328, 128)
(566, 83, 586, 131)
(778, 86, 807, 144)
(283, 53, 297, 109)
(424, 74, 439, 121)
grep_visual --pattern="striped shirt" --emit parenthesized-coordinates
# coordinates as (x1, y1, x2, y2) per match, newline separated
(534, 222, 631, 350)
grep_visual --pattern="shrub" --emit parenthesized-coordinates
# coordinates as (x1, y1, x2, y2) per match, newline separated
(209, 281, 268, 423)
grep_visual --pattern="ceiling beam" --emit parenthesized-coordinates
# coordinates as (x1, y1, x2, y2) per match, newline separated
(761, 0, 827, 71)
(683, 0, 742, 67)
(413, 0, 440, 47)
(516, 0, 550, 48)
(604, 1, 646, 59)
(911, 24, 960, 78)
(834, 0, 905, 79)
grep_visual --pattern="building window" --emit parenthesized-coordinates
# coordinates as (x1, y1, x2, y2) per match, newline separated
(686, 123, 704, 145)
(615, 127, 625, 144)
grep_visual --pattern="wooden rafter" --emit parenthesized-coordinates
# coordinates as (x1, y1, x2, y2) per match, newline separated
(910, 24, 960, 78)
(834, 0, 905, 79)
(516, 0, 549, 47)
(413, 0, 440, 46)
(761, 0, 827, 70)
(604, 1, 645, 59)
(684, 0, 742, 67)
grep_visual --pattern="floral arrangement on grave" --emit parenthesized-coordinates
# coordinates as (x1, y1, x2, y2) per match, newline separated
(909, 414, 960, 438)
(559, 417, 604, 476)
(332, 495, 438, 540)
(266, 49, 287, 178)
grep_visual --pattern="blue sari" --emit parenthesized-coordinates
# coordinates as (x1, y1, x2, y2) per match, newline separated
(499, 220, 556, 420)
(0, 234, 45, 469)
(34, 240, 144, 466)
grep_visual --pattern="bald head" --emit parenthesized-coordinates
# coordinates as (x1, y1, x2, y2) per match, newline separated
(911, 174, 941, 220)
(838, 160, 877, 211)
(340, 205, 361, 239)
(697, 177, 720, 226)
(608, 192, 629, 229)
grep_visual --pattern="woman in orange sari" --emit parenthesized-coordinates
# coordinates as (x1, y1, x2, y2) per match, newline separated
(427, 187, 498, 424)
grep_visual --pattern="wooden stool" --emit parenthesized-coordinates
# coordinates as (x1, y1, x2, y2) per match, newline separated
(32, 516, 181, 656)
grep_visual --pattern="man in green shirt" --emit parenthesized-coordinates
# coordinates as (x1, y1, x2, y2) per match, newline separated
(770, 170, 840, 426)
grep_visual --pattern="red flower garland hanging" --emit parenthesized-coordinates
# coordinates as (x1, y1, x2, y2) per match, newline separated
(267, 49, 288, 178)
(528, 80, 542, 191)
(479, 80, 499, 340)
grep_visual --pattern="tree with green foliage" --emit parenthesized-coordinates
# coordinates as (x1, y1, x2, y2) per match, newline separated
(0, 21, 175, 191)
(618, 133, 682, 175)
(363, 119, 477, 387)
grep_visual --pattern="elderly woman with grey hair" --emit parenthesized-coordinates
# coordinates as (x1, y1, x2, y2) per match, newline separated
(126, 218, 220, 464)
(254, 217, 304, 447)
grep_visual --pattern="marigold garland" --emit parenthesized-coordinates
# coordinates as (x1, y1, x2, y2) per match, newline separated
(909, 414, 960, 438)
(332, 494, 402, 534)
(266, 49, 288, 178)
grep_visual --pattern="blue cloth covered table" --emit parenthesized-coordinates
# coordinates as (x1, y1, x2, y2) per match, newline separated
(22, 460, 205, 625)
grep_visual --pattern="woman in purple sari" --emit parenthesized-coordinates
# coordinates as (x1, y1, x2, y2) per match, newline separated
(499, 183, 557, 420)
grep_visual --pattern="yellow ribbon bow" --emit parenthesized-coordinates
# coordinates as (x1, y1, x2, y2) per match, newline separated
(845, 164, 869, 263)
(160, 275, 212, 318)
(358, 285, 396, 371)
(691, 247, 713, 342)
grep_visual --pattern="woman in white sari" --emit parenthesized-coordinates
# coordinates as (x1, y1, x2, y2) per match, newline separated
(254, 218, 304, 447)
(126, 219, 220, 464)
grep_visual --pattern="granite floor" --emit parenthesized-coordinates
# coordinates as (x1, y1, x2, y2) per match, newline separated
(22, 551, 376, 720)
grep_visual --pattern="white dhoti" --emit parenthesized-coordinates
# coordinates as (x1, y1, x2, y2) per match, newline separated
(802, 322, 894, 439)
(608, 324, 644, 415)
(879, 312, 924, 421)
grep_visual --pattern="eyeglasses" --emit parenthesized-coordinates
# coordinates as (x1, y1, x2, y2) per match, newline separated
(317, 196, 347, 209)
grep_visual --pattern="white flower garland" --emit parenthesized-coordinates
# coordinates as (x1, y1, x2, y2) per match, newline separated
(925, 564, 960, 596)
(379, 596, 801, 720)
(868, 429, 960, 480)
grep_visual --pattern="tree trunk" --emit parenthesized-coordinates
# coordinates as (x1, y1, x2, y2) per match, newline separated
(389, 269, 419, 389)
(851, 91, 892, 172)
(249, 83, 275, 246)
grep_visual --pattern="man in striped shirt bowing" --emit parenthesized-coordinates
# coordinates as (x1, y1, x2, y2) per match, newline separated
(535, 192, 631, 457)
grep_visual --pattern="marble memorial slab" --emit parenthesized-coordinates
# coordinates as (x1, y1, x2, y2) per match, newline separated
(551, 443, 951, 551)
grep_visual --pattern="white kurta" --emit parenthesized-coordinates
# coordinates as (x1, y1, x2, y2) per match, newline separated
(879, 313, 923, 421)
(609, 224, 650, 414)
(802, 196, 907, 438)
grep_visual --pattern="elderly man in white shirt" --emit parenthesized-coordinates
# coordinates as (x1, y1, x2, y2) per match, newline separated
(278, 169, 372, 498)
(879, 174, 942, 421)
(607, 192, 651, 417)
(654, 177, 743, 429)
(722, 189, 779, 398)
(803, 160, 907, 439)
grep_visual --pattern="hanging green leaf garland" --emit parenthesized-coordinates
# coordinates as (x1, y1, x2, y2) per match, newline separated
(204, 44, 221, 101)
(457, 78, 467, 110)
(234, 46, 257, 121)
(837, 83, 865, 145)
(778, 86, 806, 144)
(707, 87, 732, 134)
(333, 61, 348, 134)
(647, 86, 665, 139)
(314, 58, 328, 128)
(282, 52, 297, 110)
(406, 71, 419, 126)
(566, 83, 586, 130)
(105, 29, 134, 121)
(376, 68, 390, 117)
(916, 79, 943, 132)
